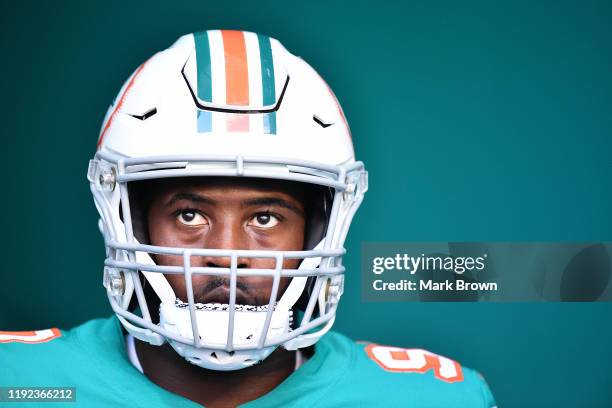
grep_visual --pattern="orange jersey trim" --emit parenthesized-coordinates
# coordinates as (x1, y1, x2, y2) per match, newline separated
(0, 328, 61, 344)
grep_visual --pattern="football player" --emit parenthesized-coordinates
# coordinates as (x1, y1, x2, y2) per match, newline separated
(1, 30, 496, 407)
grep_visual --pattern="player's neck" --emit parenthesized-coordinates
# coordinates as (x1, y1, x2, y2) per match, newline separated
(134, 339, 295, 407)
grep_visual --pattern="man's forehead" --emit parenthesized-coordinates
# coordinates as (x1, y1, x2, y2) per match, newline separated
(139, 177, 309, 205)
(157, 177, 305, 194)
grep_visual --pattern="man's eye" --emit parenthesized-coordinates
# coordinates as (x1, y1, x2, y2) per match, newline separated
(249, 213, 279, 229)
(177, 210, 206, 226)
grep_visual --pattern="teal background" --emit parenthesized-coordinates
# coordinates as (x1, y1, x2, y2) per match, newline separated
(1, 1, 611, 406)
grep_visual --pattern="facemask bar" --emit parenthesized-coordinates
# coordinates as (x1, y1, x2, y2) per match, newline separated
(89, 150, 368, 351)
(105, 244, 344, 276)
(102, 151, 350, 190)
(107, 244, 343, 349)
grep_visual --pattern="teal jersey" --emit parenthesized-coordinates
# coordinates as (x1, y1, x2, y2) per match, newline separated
(0, 317, 496, 407)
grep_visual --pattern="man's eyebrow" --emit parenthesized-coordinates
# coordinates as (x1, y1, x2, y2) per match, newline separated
(242, 197, 304, 216)
(165, 192, 216, 207)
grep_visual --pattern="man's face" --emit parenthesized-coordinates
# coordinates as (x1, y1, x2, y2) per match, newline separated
(145, 178, 307, 306)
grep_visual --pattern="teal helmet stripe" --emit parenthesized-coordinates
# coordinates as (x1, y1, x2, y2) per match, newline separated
(258, 34, 276, 134)
(194, 31, 213, 103)
(194, 31, 213, 132)
(192, 31, 278, 134)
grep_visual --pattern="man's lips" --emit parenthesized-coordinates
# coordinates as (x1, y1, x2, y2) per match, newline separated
(196, 285, 257, 305)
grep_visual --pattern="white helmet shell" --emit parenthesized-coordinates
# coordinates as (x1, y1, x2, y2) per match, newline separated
(89, 30, 367, 371)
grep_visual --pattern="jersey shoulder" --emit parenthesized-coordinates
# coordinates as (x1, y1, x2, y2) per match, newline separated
(0, 317, 198, 407)
(0, 317, 117, 380)
(323, 333, 497, 408)
(0, 316, 118, 354)
(0, 326, 66, 372)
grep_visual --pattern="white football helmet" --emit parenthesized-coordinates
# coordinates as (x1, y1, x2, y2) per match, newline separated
(88, 30, 367, 371)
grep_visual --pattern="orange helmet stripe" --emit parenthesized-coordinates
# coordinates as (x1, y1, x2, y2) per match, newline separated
(96, 61, 148, 149)
(221, 30, 250, 106)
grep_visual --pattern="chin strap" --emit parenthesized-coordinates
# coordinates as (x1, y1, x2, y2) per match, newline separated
(159, 300, 292, 370)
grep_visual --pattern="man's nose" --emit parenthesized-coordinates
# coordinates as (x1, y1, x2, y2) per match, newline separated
(199, 221, 250, 268)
